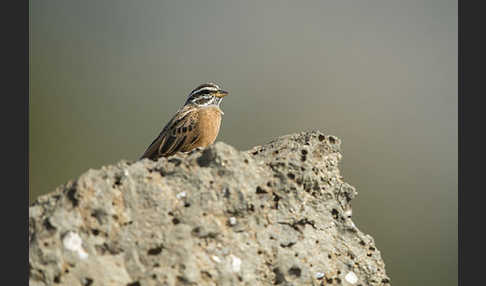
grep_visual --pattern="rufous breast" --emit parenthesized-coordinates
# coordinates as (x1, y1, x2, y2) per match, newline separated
(192, 106, 223, 148)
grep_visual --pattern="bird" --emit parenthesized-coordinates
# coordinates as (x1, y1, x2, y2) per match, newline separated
(140, 82, 229, 160)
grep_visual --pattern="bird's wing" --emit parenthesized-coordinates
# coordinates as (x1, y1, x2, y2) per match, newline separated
(140, 105, 199, 160)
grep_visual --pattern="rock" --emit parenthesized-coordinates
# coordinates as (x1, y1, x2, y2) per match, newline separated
(29, 131, 391, 286)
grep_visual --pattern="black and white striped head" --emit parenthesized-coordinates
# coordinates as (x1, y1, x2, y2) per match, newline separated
(185, 82, 228, 107)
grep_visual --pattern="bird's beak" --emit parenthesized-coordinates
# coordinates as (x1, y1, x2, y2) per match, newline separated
(215, 90, 229, 98)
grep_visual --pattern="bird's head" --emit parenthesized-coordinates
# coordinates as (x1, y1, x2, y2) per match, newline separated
(185, 82, 228, 107)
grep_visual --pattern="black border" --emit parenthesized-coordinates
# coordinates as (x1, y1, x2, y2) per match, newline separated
(459, 0, 484, 285)
(5, 0, 29, 283)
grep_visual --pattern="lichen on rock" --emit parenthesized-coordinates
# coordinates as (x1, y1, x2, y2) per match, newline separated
(29, 130, 391, 285)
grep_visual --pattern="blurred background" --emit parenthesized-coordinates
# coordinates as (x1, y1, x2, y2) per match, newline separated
(30, 0, 457, 285)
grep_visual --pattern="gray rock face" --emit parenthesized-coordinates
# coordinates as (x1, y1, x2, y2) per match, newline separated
(29, 131, 390, 286)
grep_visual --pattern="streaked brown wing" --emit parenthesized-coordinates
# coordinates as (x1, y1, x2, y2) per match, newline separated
(140, 105, 199, 160)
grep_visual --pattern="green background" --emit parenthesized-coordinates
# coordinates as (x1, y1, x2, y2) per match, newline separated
(30, 1, 457, 285)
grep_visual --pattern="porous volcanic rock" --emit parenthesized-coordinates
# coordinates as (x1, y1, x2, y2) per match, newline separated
(29, 131, 391, 286)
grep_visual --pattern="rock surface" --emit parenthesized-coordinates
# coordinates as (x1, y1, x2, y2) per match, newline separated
(29, 131, 390, 286)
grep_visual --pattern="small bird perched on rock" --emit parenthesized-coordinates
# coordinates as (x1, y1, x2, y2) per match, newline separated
(140, 82, 229, 160)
